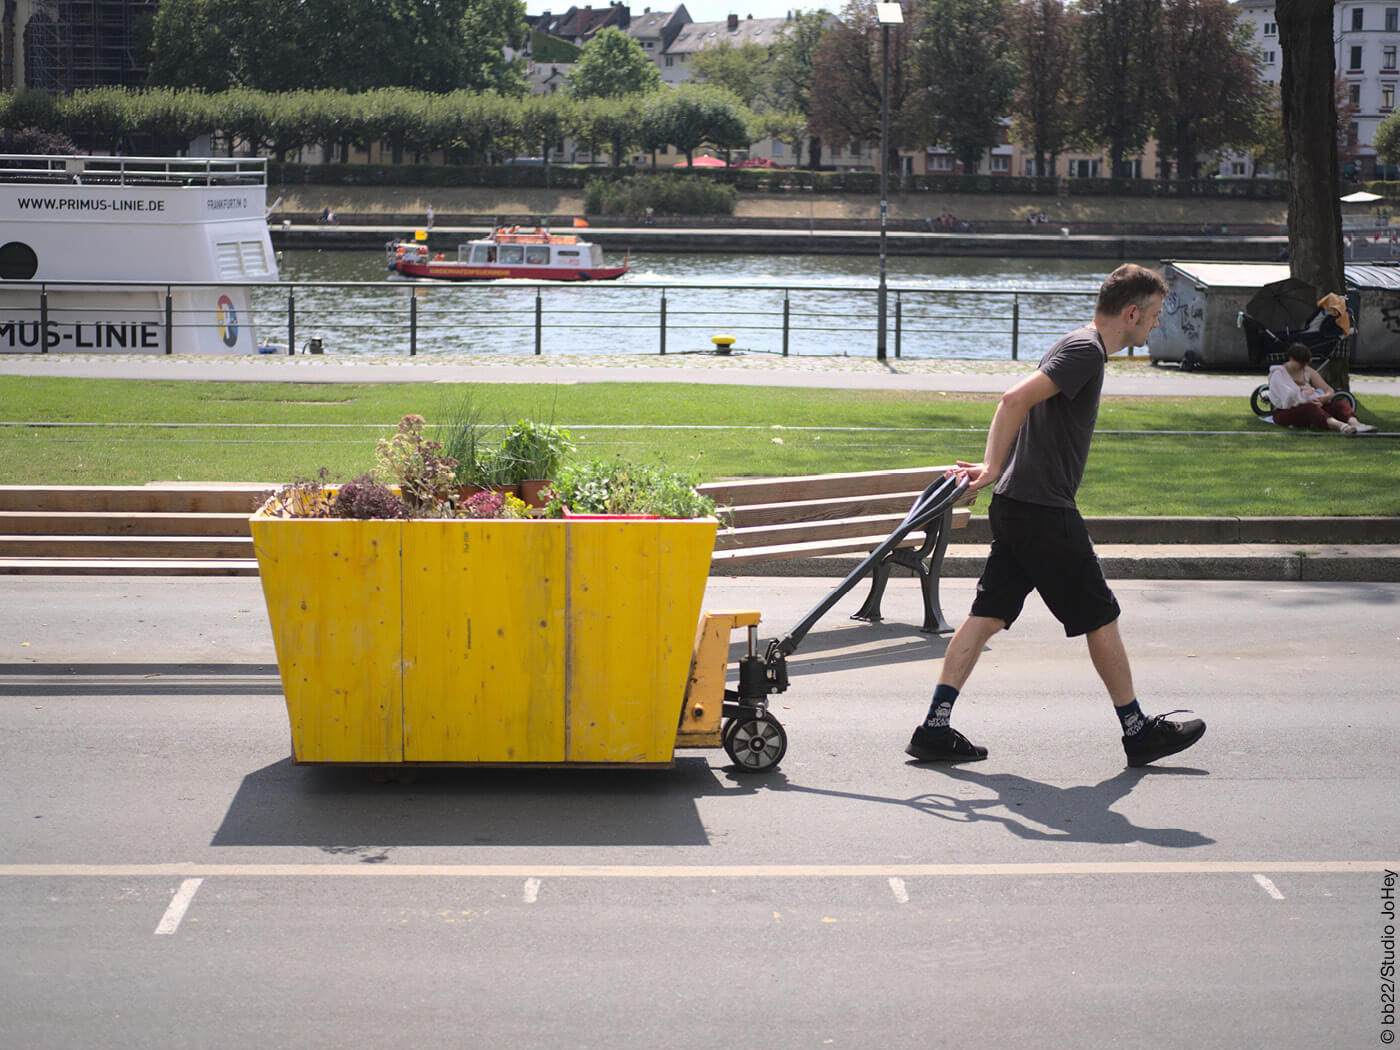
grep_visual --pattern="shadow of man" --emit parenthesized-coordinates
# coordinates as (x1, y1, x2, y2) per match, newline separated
(907, 767, 1214, 848)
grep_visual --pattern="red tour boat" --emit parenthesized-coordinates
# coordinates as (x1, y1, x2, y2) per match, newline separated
(386, 224, 630, 281)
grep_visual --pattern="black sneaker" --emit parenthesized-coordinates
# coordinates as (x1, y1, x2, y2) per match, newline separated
(906, 724, 988, 763)
(1123, 711, 1206, 767)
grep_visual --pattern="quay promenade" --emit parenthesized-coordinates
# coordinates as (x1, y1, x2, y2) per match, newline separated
(1, 348, 1396, 399)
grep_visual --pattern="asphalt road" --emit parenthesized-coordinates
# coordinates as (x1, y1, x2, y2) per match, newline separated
(1, 575, 1396, 1049)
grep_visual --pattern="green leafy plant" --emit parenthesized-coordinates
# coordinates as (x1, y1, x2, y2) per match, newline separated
(499, 419, 575, 483)
(438, 395, 504, 489)
(376, 413, 457, 514)
(544, 458, 719, 519)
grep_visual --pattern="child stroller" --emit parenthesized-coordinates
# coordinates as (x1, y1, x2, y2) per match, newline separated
(1239, 280, 1358, 419)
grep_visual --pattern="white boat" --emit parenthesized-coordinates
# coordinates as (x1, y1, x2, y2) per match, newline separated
(387, 224, 630, 281)
(0, 154, 278, 354)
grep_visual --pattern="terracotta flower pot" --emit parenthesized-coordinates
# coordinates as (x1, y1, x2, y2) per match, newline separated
(519, 479, 553, 508)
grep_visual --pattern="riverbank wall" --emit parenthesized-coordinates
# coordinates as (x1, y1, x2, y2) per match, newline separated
(271, 219, 1286, 261)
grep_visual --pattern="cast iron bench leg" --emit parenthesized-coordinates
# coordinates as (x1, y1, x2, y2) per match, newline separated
(852, 507, 956, 633)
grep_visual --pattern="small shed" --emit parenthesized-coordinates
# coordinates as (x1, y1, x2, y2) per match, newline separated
(1149, 261, 1290, 368)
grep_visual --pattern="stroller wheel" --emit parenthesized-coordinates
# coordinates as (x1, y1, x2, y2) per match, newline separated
(1333, 390, 1358, 413)
(1250, 384, 1273, 419)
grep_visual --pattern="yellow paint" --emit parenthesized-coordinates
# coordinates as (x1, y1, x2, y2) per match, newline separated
(251, 513, 716, 766)
(676, 610, 763, 748)
(564, 520, 716, 763)
(250, 517, 404, 763)
(401, 521, 567, 762)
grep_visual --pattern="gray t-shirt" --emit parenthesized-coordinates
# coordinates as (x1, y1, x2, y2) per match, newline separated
(993, 325, 1106, 508)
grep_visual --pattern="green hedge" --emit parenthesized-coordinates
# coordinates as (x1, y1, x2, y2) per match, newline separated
(583, 174, 737, 215)
(270, 162, 1290, 200)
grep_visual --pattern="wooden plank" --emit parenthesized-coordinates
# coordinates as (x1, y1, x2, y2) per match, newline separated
(712, 535, 925, 565)
(0, 511, 253, 537)
(0, 485, 273, 513)
(699, 466, 953, 506)
(0, 558, 260, 575)
(0, 536, 254, 558)
(724, 492, 927, 528)
(717, 513, 913, 550)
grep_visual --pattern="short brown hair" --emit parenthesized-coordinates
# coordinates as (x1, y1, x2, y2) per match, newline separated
(1287, 342, 1312, 363)
(1096, 264, 1168, 317)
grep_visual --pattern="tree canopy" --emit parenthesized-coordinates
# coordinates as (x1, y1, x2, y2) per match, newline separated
(567, 27, 663, 99)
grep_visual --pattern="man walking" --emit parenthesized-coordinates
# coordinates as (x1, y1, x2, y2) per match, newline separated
(907, 263, 1205, 768)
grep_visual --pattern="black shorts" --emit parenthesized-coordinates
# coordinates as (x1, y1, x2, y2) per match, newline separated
(969, 494, 1120, 637)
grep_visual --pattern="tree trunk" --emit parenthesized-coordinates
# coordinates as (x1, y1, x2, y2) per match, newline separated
(1277, 0, 1349, 389)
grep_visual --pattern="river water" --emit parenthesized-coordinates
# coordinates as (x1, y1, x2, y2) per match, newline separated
(255, 249, 1150, 360)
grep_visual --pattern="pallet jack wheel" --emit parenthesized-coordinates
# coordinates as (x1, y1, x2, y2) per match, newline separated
(723, 713, 787, 773)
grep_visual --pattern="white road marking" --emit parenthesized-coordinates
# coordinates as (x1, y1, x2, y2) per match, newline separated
(523, 877, 542, 903)
(1253, 874, 1286, 900)
(154, 877, 203, 935)
(888, 877, 909, 904)
(0, 861, 1389, 879)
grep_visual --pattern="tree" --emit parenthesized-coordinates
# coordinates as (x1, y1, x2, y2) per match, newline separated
(1008, 0, 1077, 178)
(807, 0, 915, 168)
(643, 85, 751, 166)
(571, 93, 646, 166)
(147, 0, 526, 94)
(1277, 0, 1346, 389)
(914, 0, 1018, 175)
(1076, 0, 1160, 178)
(1152, 0, 1270, 179)
(567, 27, 663, 99)
(770, 8, 832, 167)
(690, 41, 773, 110)
(751, 109, 809, 164)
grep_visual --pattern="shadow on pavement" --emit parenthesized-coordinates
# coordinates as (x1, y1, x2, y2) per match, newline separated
(212, 756, 760, 849)
(765, 766, 1215, 848)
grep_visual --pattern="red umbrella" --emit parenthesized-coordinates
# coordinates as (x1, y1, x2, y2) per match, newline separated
(673, 155, 727, 168)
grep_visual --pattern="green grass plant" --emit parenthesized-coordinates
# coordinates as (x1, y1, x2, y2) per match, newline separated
(1, 376, 1395, 517)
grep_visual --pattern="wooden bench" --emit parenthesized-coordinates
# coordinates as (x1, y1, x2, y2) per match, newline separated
(696, 466, 976, 633)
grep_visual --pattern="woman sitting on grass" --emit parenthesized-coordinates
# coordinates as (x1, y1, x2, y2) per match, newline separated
(1268, 343, 1377, 435)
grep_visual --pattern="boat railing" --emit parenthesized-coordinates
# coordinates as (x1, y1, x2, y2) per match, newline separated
(0, 154, 266, 186)
(0, 278, 1099, 360)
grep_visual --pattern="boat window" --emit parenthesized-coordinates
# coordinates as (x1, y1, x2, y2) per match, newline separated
(468, 245, 490, 263)
(525, 246, 550, 265)
(558, 250, 580, 258)
(498, 245, 524, 264)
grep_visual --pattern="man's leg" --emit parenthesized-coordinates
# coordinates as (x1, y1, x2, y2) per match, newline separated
(1085, 617, 1135, 707)
(1086, 618, 1208, 767)
(906, 614, 1003, 763)
(939, 614, 1005, 690)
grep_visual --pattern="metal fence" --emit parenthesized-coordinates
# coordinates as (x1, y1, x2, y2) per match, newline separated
(2, 279, 1102, 360)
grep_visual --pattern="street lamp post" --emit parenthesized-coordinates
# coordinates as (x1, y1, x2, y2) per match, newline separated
(875, 3, 903, 361)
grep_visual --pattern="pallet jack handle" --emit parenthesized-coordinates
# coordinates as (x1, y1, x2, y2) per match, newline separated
(772, 473, 969, 660)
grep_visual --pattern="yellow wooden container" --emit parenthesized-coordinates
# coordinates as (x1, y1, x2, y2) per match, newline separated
(251, 511, 717, 766)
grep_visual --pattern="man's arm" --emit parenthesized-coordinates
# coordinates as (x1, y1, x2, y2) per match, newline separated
(953, 370, 1062, 492)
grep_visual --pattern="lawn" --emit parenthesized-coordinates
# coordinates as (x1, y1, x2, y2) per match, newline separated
(2, 376, 1395, 517)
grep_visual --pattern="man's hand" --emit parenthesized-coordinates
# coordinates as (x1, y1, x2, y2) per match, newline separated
(947, 460, 999, 493)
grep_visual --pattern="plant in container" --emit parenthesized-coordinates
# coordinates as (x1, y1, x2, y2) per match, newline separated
(438, 396, 500, 500)
(458, 489, 529, 519)
(544, 458, 719, 519)
(376, 414, 457, 515)
(500, 419, 576, 507)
